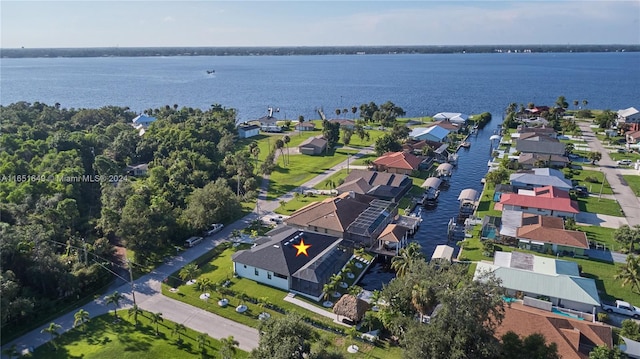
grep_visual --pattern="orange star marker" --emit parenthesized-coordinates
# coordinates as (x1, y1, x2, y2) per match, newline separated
(293, 238, 312, 257)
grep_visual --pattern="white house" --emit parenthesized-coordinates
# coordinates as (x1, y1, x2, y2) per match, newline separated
(618, 107, 640, 124)
(237, 124, 260, 139)
(433, 112, 469, 125)
(132, 114, 157, 128)
(409, 126, 450, 142)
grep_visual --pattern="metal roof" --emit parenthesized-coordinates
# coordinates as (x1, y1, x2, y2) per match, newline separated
(458, 188, 479, 202)
(421, 177, 442, 189)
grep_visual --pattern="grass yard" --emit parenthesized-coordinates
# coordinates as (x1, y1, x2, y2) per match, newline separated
(576, 196, 623, 217)
(32, 311, 247, 359)
(475, 187, 502, 218)
(162, 245, 401, 358)
(576, 225, 619, 251)
(274, 193, 333, 215)
(458, 237, 640, 305)
(267, 148, 355, 200)
(564, 167, 613, 195)
(623, 175, 640, 197)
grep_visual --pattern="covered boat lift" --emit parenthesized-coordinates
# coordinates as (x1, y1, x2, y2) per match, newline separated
(436, 163, 454, 181)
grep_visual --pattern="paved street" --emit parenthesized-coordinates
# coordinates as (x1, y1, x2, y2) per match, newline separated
(577, 122, 640, 227)
(1, 144, 374, 357)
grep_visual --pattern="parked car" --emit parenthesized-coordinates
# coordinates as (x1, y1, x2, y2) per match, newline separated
(184, 236, 203, 248)
(617, 148, 627, 153)
(573, 186, 589, 198)
(602, 300, 640, 318)
(204, 223, 224, 236)
(617, 159, 632, 166)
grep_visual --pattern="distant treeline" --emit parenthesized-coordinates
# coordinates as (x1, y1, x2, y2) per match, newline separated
(1, 44, 638, 58)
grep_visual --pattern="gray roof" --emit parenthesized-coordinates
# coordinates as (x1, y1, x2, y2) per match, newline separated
(500, 210, 523, 237)
(421, 177, 442, 189)
(621, 337, 640, 359)
(510, 172, 573, 190)
(232, 227, 342, 278)
(458, 188, 479, 202)
(516, 138, 566, 156)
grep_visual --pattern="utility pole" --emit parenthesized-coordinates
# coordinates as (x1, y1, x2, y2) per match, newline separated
(127, 259, 137, 306)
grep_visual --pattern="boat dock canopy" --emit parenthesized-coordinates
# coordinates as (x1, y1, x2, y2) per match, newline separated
(421, 177, 442, 189)
(458, 188, 479, 202)
(431, 245, 455, 262)
(436, 163, 453, 175)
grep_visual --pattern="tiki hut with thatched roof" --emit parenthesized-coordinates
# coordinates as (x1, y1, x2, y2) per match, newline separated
(332, 294, 370, 322)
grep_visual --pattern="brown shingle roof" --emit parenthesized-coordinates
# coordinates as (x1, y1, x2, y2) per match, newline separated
(496, 303, 613, 359)
(285, 193, 372, 233)
(516, 215, 589, 249)
(377, 224, 407, 243)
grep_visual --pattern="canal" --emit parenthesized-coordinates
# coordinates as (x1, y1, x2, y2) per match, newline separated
(359, 113, 499, 291)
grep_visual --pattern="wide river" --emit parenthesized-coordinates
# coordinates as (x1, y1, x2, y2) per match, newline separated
(2, 52, 638, 289)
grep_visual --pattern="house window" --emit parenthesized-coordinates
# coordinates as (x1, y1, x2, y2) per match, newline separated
(254, 268, 259, 276)
(268, 273, 272, 280)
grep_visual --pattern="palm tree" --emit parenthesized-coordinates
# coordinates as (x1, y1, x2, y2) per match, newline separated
(195, 277, 212, 294)
(74, 308, 90, 331)
(322, 282, 335, 301)
(128, 304, 143, 327)
(105, 291, 124, 319)
(274, 139, 285, 166)
(391, 242, 423, 278)
(197, 332, 210, 354)
(298, 115, 305, 136)
(41, 322, 62, 346)
(283, 135, 291, 165)
(220, 335, 239, 359)
(251, 145, 261, 174)
(615, 255, 640, 293)
(582, 99, 588, 108)
(150, 312, 163, 336)
(573, 100, 579, 110)
(411, 284, 438, 322)
(351, 106, 358, 119)
(172, 323, 186, 342)
(335, 108, 341, 117)
(179, 263, 201, 282)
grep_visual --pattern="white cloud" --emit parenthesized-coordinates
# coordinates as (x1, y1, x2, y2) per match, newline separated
(163, 16, 175, 22)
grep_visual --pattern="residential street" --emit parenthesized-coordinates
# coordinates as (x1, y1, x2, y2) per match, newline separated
(577, 122, 640, 227)
(1, 144, 374, 357)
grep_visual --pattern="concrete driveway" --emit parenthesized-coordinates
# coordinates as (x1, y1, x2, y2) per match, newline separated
(575, 212, 628, 229)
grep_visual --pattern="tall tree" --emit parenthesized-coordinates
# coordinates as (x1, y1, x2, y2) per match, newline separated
(197, 332, 210, 355)
(391, 242, 424, 278)
(172, 323, 186, 342)
(181, 178, 242, 231)
(128, 304, 143, 327)
(589, 345, 625, 359)
(73, 308, 90, 331)
(614, 225, 640, 253)
(220, 335, 240, 359)
(587, 151, 602, 164)
(283, 135, 291, 165)
(322, 120, 341, 150)
(179, 263, 201, 282)
(105, 291, 124, 319)
(615, 254, 640, 293)
(555, 96, 569, 109)
(500, 331, 560, 359)
(41, 322, 62, 347)
(150, 312, 163, 336)
(250, 312, 312, 359)
(374, 133, 402, 155)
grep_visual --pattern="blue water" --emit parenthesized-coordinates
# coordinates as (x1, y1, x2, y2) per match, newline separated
(552, 308, 584, 320)
(2, 52, 638, 290)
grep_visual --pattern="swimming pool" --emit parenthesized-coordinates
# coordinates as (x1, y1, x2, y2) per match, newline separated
(552, 308, 583, 320)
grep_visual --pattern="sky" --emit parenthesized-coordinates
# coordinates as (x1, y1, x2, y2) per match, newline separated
(1, 1, 639, 48)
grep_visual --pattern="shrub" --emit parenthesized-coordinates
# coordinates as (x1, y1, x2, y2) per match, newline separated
(597, 312, 609, 323)
(585, 176, 600, 183)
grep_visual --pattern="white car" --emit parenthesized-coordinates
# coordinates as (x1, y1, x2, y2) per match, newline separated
(617, 159, 632, 166)
(204, 223, 224, 236)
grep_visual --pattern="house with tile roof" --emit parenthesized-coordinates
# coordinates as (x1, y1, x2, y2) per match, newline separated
(335, 169, 412, 202)
(402, 139, 449, 162)
(474, 251, 601, 313)
(516, 214, 589, 255)
(375, 224, 408, 255)
(510, 168, 573, 191)
(517, 152, 569, 169)
(284, 192, 397, 247)
(497, 185, 580, 218)
(372, 151, 423, 175)
(409, 126, 451, 143)
(430, 120, 460, 133)
(295, 122, 316, 131)
(626, 130, 640, 145)
(232, 227, 351, 300)
(496, 303, 613, 359)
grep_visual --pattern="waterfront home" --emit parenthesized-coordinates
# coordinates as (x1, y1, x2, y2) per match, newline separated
(295, 122, 316, 131)
(433, 112, 468, 125)
(497, 303, 613, 359)
(257, 108, 283, 132)
(626, 129, 640, 145)
(372, 151, 422, 175)
(328, 119, 356, 129)
(131, 113, 157, 135)
(237, 123, 260, 139)
(515, 135, 566, 156)
(298, 136, 327, 155)
(284, 192, 397, 247)
(516, 125, 557, 139)
(517, 153, 569, 169)
(509, 168, 573, 191)
(430, 120, 460, 133)
(408, 126, 450, 143)
(335, 169, 412, 202)
(232, 227, 351, 300)
(618, 107, 640, 124)
(403, 139, 449, 162)
(496, 185, 579, 218)
(516, 214, 589, 255)
(474, 251, 601, 313)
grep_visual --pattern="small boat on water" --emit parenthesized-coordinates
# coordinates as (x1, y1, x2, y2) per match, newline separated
(460, 141, 471, 148)
(206, 70, 215, 74)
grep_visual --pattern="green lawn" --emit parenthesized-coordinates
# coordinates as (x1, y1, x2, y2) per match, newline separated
(163, 245, 401, 358)
(564, 167, 613, 195)
(274, 193, 333, 215)
(32, 311, 247, 359)
(576, 225, 619, 251)
(458, 237, 640, 305)
(267, 148, 355, 200)
(576, 196, 623, 217)
(623, 175, 640, 197)
(475, 186, 502, 218)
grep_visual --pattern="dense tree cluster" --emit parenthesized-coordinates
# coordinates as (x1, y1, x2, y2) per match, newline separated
(0, 102, 249, 337)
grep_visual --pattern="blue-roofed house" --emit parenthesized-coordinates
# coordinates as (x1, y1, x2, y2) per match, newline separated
(433, 112, 469, 125)
(409, 126, 450, 143)
(510, 168, 573, 191)
(131, 114, 157, 135)
(474, 251, 600, 313)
